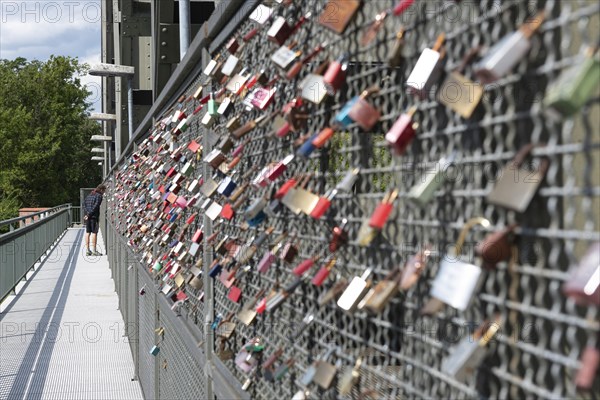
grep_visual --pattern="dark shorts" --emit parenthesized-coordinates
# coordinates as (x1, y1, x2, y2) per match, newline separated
(86, 217, 99, 234)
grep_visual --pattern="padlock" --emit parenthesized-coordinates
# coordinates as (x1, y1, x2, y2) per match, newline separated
(336, 168, 360, 193)
(220, 54, 240, 77)
(226, 36, 239, 54)
(273, 359, 294, 380)
(311, 127, 335, 148)
(236, 289, 266, 326)
(310, 189, 337, 219)
(438, 47, 484, 118)
(228, 285, 242, 303)
(398, 247, 431, 290)
(292, 255, 320, 276)
(475, 225, 517, 269)
(217, 96, 234, 117)
(388, 28, 406, 67)
(138, 285, 147, 296)
(288, 313, 314, 342)
(323, 54, 349, 95)
(279, 234, 299, 263)
(203, 55, 222, 78)
(267, 16, 294, 45)
(226, 115, 242, 133)
(262, 347, 284, 372)
(275, 176, 299, 199)
(575, 346, 600, 390)
(286, 43, 326, 80)
(204, 149, 226, 169)
(318, 0, 361, 34)
(406, 33, 445, 98)
(563, 242, 600, 306)
(311, 257, 337, 286)
(427, 217, 490, 312)
(245, 196, 268, 222)
(475, 11, 545, 83)
(217, 177, 237, 197)
(408, 153, 456, 208)
(385, 106, 418, 155)
(486, 144, 549, 212)
(246, 86, 277, 110)
(368, 189, 398, 229)
(281, 187, 320, 215)
(441, 318, 501, 381)
(360, 10, 388, 46)
(149, 345, 161, 356)
(208, 259, 223, 278)
(338, 358, 362, 396)
(265, 277, 304, 312)
(313, 356, 338, 390)
(207, 93, 219, 116)
(299, 73, 328, 104)
(544, 47, 600, 117)
(301, 348, 335, 386)
(267, 13, 310, 45)
(266, 154, 295, 182)
(271, 43, 301, 70)
(329, 219, 349, 252)
(347, 86, 381, 131)
(187, 139, 201, 153)
(249, 4, 273, 25)
(337, 268, 373, 312)
(361, 268, 403, 314)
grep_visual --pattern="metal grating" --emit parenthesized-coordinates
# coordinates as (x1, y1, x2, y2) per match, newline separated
(137, 270, 157, 400)
(106, 0, 600, 399)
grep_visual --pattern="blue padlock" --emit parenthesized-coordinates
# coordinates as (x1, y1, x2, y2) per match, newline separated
(334, 96, 359, 127)
(247, 211, 266, 227)
(209, 262, 222, 278)
(149, 345, 160, 356)
(211, 314, 223, 330)
(218, 177, 237, 197)
(168, 239, 179, 248)
(168, 212, 178, 223)
(297, 133, 319, 158)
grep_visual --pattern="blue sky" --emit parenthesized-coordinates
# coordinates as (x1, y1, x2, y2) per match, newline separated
(0, 0, 102, 111)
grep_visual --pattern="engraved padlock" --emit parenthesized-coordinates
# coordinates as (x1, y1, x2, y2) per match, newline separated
(318, 0, 361, 34)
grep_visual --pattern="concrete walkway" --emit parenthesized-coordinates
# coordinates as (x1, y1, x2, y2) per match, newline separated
(0, 228, 143, 400)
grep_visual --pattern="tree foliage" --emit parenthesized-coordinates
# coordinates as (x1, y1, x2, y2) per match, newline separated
(0, 56, 101, 220)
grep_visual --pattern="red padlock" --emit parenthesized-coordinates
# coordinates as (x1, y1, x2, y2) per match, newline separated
(323, 54, 349, 94)
(292, 257, 318, 276)
(275, 177, 298, 199)
(310, 189, 337, 219)
(385, 107, 418, 155)
(192, 229, 203, 243)
(228, 286, 242, 303)
(311, 258, 337, 286)
(368, 190, 398, 229)
(221, 203, 234, 220)
(312, 127, 335, 148)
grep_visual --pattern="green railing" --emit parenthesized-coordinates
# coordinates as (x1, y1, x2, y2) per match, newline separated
(0, 204, 72, 302)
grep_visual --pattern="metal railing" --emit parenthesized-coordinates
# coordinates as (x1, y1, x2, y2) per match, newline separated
(0, 204, 72, 302)
(71, 207, 82, 225)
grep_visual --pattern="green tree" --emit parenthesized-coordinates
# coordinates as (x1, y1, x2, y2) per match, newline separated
(0, 56, 102, 220)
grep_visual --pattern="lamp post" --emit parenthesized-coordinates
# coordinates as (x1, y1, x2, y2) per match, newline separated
(88, 64, 135, 160)
(89, 112, 117, 175)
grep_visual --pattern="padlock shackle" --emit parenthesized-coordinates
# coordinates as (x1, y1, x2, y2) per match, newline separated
(455, 217, 491, 254)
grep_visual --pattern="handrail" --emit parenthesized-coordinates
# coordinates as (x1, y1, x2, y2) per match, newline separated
(0, 206, 71, 245)
(0, 204, 71, 230)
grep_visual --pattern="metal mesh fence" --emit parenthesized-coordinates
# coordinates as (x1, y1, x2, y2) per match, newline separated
(104, 0, 599, 399)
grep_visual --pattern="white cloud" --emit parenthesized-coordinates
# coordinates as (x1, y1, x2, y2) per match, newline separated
(0, 1, 102, 111)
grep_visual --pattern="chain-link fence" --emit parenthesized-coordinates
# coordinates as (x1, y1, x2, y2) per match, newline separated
(102, 1, 599, 399)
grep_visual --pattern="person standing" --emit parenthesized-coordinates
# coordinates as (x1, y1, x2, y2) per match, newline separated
(83, 184, 106, 256)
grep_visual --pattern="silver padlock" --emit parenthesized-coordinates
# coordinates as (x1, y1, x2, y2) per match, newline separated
(337, 268, 373, 312)
(475, 11, 545, 83)
(427, 218, 490, 312)
(406, 34, 445, 98)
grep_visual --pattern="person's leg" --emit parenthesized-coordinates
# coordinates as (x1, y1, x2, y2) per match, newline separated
(85, 219, 92, 255)
(91, 233, 97, 253)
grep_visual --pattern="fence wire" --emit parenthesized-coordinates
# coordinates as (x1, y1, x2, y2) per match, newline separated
(105, 1, 599, 399)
